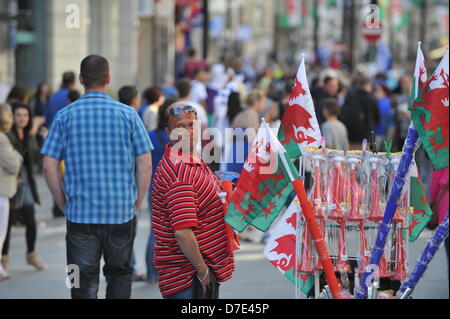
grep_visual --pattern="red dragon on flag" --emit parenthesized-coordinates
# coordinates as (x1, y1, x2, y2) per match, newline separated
(410, 49, 449, 170)
(278, 55, 322, 159)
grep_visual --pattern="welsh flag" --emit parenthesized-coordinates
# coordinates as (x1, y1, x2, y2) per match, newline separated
(278, 55, 322, 159)
(409, 175, 433, 242)
(264, 198, 315, 295)
(410, 49, 449, 170)
(410, 43, 427, 105)
(225, 122, 299, 232)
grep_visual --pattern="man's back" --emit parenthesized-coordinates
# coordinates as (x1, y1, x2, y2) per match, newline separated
(341, 89, 379, 143)
(41, 92, 153, 224)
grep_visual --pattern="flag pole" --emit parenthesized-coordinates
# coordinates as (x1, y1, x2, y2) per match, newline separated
(263, 120, 343, 299)
(399, 213, 449, 298)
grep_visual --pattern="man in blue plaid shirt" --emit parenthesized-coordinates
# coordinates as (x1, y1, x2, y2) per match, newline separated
(41, 55, 153, 299)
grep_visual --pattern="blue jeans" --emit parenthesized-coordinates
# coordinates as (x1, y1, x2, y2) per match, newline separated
(163, 274, 220, 299)
(145, 228, 158, 282)
(146, 202, 158, 282)
(66, 217, 136, 299)
(163, 284, 198, 299)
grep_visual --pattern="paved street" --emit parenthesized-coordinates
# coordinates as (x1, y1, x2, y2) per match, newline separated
(0, 175, 448, 299)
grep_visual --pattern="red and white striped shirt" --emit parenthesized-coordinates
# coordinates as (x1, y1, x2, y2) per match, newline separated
(152, 145, 235, 296)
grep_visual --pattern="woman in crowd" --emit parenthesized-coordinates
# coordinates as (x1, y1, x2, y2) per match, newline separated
(31, 83, 50, 117)
(1, 103, 46, 274)
(143, 87, 166, 131)
(0, 104, 23, 280)
(374, 83, 396, 150)
(6, 85, 28, 105)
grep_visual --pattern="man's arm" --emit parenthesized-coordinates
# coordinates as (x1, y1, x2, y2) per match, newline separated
(42, 156, 66, 213)
(135, 152, 152, 213)
(174, 228, 211, 293)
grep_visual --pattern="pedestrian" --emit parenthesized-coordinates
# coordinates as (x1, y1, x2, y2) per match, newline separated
(145, 98, 175, 284)
(44, 71, 76, 128)
(118, 86, 141, 112)
(152, 101, 235, 299)
(183, 48, 207, 80)
(160, 76, 178, 99)
(0, 104, 23, 281)
(2, 103, 47, 273)
(176, 78, 208, 142)
(320, 98, 349, 151)
(340, 76, 380, 150)
(30, 82, 50, 117)
(41, 55, 153, 299)
(374, 83, 396, 150)
(313, 76, 340, 125)
(44, 72, 77, 219)
(6, 85, 28, 105)
(67, 90, 81, 104)
(143, 87, 165, 131)
(190, 68, 210, 127)
(232, 89, 266, 133)
(118, 85, 147, 282)
(394, 76, 413, 148)
(30, 83, 50, 174)
(207, 63, 228, 114)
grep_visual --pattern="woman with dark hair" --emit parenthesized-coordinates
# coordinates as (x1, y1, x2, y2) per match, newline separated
(6, 85, 28, 105)
(143, 87, 165, 131)
(145, 97, 177, 283)
(1, 103, 46, 274)
(31, 83, 50, 117)
(227, 91, 242, 124)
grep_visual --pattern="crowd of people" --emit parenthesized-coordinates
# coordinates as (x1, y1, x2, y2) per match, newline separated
(0, 48, 447, 299)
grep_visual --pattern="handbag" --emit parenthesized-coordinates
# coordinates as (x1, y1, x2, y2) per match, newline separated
(10, 167, 34, 210)
(10, 169, 25, 210)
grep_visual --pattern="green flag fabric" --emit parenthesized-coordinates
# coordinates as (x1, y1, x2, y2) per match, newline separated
(226, 123, 299, 232)
(410, 50, 449, 170)
(409, 176, 433, 242)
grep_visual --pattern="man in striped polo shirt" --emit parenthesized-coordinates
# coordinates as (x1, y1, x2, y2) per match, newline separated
(152, 102, 234, 299)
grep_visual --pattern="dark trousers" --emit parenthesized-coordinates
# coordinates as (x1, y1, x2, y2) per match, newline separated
(66, 217, 136, 299)
(2, 205, 37, 255)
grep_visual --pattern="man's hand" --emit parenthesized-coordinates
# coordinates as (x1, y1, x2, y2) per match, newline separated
(135, 153, 152, 217)
(174, 228, 211, 296)
(197, 265, 212, 296)
(43, 156, 66, 213)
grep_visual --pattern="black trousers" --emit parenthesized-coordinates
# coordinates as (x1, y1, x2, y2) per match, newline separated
(2, 205, 37, 255)
(66, 217, 137, 299)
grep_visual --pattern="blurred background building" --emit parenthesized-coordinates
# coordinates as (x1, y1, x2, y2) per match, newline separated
(0, 0, 448, 97)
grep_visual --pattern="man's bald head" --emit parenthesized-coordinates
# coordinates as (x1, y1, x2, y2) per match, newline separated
(165, 102, 199, 153)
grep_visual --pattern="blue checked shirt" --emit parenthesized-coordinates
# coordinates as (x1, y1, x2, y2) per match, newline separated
(41, 92, 154, 224)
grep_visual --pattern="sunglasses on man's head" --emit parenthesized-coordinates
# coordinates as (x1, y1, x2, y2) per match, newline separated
(167, 105, 197, 116)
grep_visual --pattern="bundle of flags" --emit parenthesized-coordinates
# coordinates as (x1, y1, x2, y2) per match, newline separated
(408, 44, 449, 240)
(225, 43, 448, 295)
(225, 55, 322, 233)
(225, 54, 322, 294)
(410, 46, 449, 170)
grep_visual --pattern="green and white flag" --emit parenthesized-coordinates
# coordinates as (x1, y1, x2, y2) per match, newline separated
(264, 198, 314, 295)
(225, 122, 299, 232)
